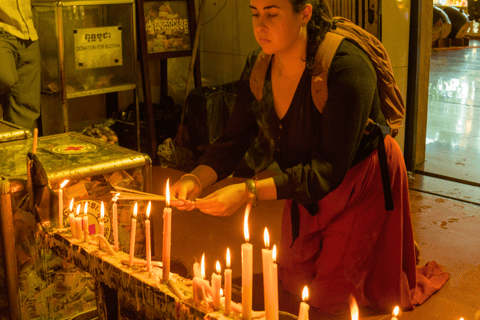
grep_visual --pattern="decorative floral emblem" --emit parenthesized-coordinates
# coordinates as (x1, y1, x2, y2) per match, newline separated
(52, 144, 97, 154)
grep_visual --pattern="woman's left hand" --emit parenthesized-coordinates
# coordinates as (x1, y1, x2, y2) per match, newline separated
(194, 183, 248, 217)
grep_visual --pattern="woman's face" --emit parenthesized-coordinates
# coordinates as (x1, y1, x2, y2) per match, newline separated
(250, 0, 310, 55)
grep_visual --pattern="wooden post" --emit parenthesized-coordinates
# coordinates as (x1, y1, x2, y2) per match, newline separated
(0, 179, 21, 320)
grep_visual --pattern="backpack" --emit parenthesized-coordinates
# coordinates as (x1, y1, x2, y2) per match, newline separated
(250, 17, 405, 138)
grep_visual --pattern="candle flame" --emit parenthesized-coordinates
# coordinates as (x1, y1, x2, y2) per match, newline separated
(244, 207, 250, 242)
(133, 202, 138, 218)
(226, 248, 231, 268)
(60, 180, 69, 189)
(264, 227, 270, 248)
(76, 204, 81, 216)
(166, 179, 170, 207)
(84, 201, 88, 215)
(302, 286, 309, 301)
(201, 253, 205, 279)
(393, 306, 399, 317)
(100, 201, 104, 219)
(220, 288, 224, 297)
(272, 245, 277, 263)
(349, 295, 359, 320)
(69, 198, 74, 211)
(113, 193, 120, 203)
(216, 261, 221, 274)
(146, 201, 151, 219)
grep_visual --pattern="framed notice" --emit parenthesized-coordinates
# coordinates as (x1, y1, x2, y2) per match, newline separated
(138, 0, 198, 59)
(74, 26, 123, 69)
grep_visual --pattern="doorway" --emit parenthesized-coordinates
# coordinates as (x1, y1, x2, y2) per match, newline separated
(418, 39, 480, 185)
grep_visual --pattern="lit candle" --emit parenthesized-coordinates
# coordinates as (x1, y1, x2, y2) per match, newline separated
(83, 201, 89, 243)
(58, 180, 69, 227)
(201, 253, 213, 298)
(212, 261, 222, 310)
(112, 193, 120, 251)
(242, 204, 253, 320)
(349, 295, 359, 320)
(162, 179, 172, 282)
(272, 245, 279, 320)
(224, 248, 232, 316)
(145, 201, 152, 272)
(75, 204, 82, 240)
(262, 227, 274, 320)
(99, 201, 105, 250)
(129, 202, 138, 267)
(391, 306, 399, 320)
(298, 286, 309, 320)
(68, 199, 75, 238)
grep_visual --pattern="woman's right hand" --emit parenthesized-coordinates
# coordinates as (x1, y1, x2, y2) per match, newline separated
(170, 175, 202, 211)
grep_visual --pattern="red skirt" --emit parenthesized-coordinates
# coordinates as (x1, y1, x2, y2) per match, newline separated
(278, 135, 417, 313)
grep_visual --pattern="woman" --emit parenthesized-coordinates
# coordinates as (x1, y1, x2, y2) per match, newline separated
(171, 0, 417, 314)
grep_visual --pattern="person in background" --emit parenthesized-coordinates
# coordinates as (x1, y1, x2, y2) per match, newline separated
(0, 0, 41, 133)
(170, 0, 447, 315)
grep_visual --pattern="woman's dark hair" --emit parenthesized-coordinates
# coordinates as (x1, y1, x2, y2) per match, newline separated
(290, 0, 334, 74)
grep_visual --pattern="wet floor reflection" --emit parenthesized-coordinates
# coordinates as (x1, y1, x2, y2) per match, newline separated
(424, 44, 480, 184)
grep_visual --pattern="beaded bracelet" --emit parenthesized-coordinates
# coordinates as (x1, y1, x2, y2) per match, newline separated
(245, 179, 258, 207)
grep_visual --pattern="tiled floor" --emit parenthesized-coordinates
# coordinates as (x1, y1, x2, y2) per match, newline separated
(150, 167, 480, 320)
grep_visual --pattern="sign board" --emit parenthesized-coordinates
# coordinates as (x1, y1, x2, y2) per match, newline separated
(144, 1, 192, 53)
(74, 26, 123, 69)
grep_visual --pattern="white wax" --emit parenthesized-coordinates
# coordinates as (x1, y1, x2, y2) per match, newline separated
(145, 219, 151, 272)
(212, 272, 222, 310)
(262, 248, 274, 320)
(75, 217, 83, 240)
(99, 221, 104, 249)
(298, 301, 309, 320)
(162, 207, 172, 282)
(193, 277, 206, 304)
(69, 213, 75, 238)
(83, 215, 89, 242)
(113, 202, 119, 250)
(242, 242, 253, 320)
(272, 262, 279, 320)
(224, 268, 232, 316)
(193, 262, 201, 278)
(129, 218, 137, 267)
(58, 189, 64, 227)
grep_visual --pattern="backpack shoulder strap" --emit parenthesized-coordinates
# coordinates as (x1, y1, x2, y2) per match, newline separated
(250, 50, 272, 102)
(311, 32, 344, 114)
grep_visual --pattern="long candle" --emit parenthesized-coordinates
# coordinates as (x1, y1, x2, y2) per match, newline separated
(58, 180, 69, 227)
(272, 245, 279, 320)
(75, 204, 82, 240)
(83, 201, 89, 243)
(68, 199, 75, 238)
(99, 202, 105, 250)
(145, 201, 152, 272)
(242, 203, 253, 320)
(162, 179, 172, 282)
(112, 193, 120, 251)
(262, 227, 274, 320)
(298, 286, 309, 320)
(129, 203, 138, 267)
(224, 248, 232, 316)
(212, 261, 222, 310)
